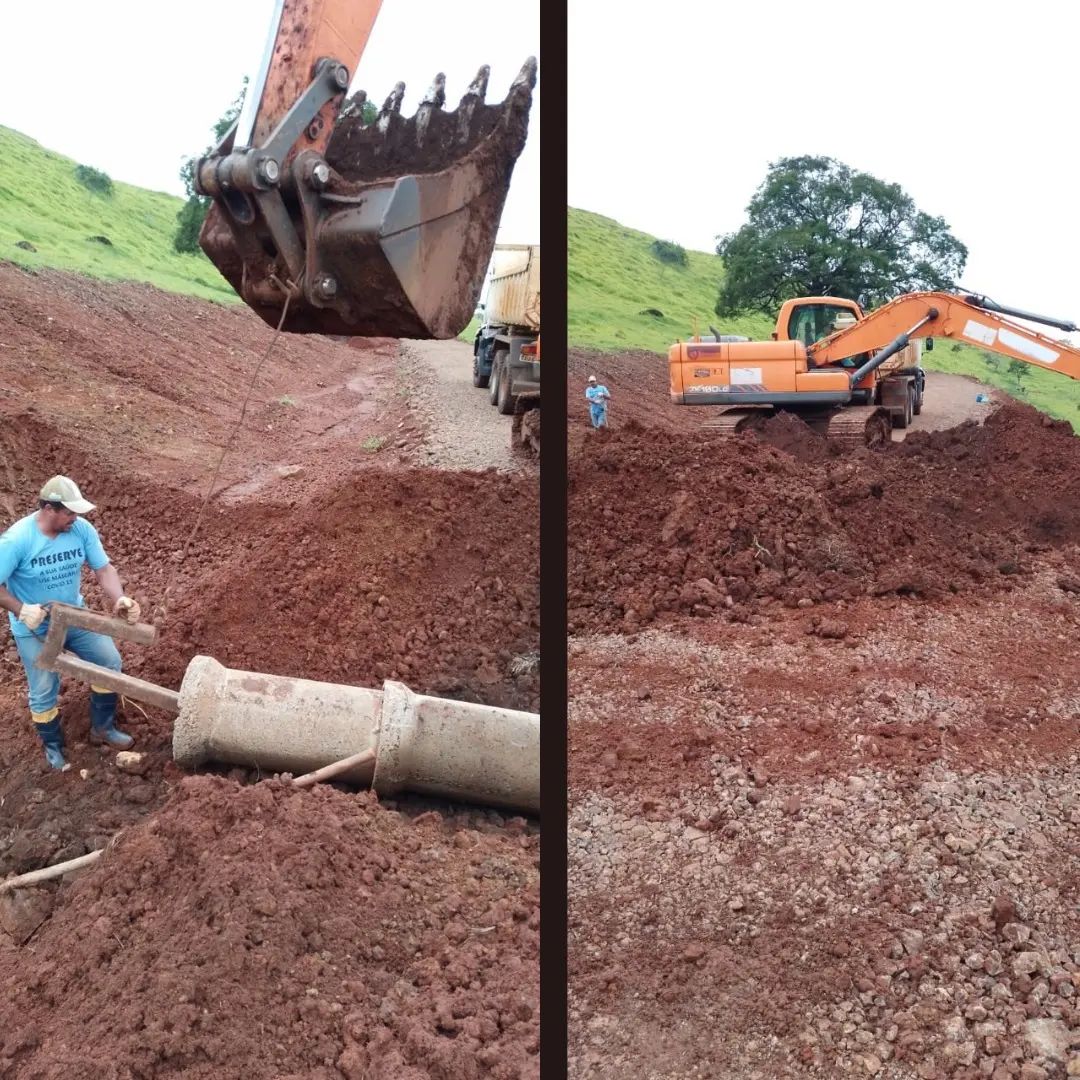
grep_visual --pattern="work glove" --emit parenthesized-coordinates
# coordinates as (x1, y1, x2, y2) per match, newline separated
(17, 603, 46, 631)
(113, 596, 141, 624)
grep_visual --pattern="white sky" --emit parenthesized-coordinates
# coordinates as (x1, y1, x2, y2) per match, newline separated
(0, 0, 539, 245)
(569, 0, 1080, 330)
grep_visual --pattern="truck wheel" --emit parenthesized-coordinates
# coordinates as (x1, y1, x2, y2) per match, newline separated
(885, 388, 911, 429)
(472, 342, 489, 389)
(497, 363, 517, 415)
(913, 384, 923, 415)
(894, 386, 913, 429)
(489, 355, 502, 405)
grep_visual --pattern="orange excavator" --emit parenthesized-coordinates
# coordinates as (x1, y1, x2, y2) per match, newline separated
(669, 292, 1080, 446)
(194, 0, 536, 338)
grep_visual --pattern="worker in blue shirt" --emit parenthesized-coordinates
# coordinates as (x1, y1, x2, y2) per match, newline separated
(585, 375, 611, 429)
(0, 475, 142, 770)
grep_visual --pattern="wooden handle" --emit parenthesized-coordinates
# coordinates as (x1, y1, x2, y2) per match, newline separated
(0, 849, 104, 893)
(292, 749, 376, 789)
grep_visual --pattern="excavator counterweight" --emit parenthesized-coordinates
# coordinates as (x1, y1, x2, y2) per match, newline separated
(195, 0, 536, 338)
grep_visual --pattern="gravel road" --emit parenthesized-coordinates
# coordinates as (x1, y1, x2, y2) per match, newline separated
(893, 370, 1000, 441)
(400, 338, 529, 472)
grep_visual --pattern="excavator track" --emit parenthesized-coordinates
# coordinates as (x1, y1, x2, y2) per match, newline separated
(702, 405, 891, 448)
(701, 407, 773, 438)
(814, 406, 893, 449)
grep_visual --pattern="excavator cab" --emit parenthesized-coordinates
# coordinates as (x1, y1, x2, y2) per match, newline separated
(195, 1, 536, 338)
(787, 302, 864, 368)
(788, 302, 853, 347)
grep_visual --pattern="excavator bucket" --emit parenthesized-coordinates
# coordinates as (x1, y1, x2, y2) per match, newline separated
(198, 59, 536, 339)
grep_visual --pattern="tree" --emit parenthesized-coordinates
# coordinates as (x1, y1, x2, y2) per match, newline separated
(715, 156, 968, 317)
(1007, 358, 1029, 393)
(173, 79, 248, 254)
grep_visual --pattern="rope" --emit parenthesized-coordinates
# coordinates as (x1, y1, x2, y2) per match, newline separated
(154, 286, 296, 625)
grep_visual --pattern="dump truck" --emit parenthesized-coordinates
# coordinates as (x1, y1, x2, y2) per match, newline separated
(473, 244, 540, 410)
(470, 244, 539, 454)
(670, 291, 1080, 446)
(194, 0, 536, 339)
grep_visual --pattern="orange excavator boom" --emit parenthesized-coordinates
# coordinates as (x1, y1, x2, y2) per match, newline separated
(195, 0, 536, 338)
(810, 291, 1080, 385)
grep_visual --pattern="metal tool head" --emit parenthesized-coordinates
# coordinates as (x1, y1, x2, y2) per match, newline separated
(33, 603, 178, 715)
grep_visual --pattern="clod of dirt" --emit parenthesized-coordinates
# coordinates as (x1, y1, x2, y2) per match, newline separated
(992, 894, 1021, 932)
(0, 887, 54, 945)
(114, 751, 147, 775)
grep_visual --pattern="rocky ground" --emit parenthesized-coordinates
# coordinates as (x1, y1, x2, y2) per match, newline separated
(400, 339, 528, 473)
(0, 262, 538, 1079)
(567, 347, 1080, 1080)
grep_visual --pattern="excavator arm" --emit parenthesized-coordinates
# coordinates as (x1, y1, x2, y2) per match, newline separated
(809, 292, 1080, 385)
(195, 0, 536, 338)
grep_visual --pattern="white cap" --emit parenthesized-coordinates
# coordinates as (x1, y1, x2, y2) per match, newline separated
(39, 475, 95, 514)
(588, 375, 597, 383)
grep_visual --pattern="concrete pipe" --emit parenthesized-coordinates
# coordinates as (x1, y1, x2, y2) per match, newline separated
(172, 656, 540, 814)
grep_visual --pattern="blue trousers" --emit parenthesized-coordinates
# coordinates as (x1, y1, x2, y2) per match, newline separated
(13, 627, 122, 715)
(590, 403, 608, 428)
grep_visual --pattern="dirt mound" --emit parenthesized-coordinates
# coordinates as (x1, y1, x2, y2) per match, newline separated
(566, 353, 1080, 1079)
(751, 410, 834, 460)
(568, 402, 1080, 634)
(0, 775, 539, 1079)
(138, 468, 540, 705)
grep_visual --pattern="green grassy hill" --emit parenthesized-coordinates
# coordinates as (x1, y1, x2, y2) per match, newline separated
(568, 206, 1080, 431)
(0, 126, 237, 303)
(568, 208, 773, 352)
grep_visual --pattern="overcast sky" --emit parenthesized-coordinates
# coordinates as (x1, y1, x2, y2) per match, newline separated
(1, 0, 538, 245)
(569, 1, 1080, 330)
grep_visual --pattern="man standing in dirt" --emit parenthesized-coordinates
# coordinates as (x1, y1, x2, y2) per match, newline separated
(586, 375, 611, 429)
(0, 476, 142, 771)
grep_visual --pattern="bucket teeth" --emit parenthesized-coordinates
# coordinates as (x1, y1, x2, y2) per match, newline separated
(380, 81, 405, 119)
(512, 56, 539, 93)
(494, 57, 537, 134)
(325, 58, 534, 187)
(350, 58, 535, 143)
(416, 73, 446, 147)
(421, 73, 447, 109)
(454, 65, 489, 142)
(460, 64, 491, 105)
(340, 88, 368, 122)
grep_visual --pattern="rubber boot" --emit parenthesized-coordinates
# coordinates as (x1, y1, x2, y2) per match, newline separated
(35, 714, 69, 771)
(89, 691, 133, 750)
